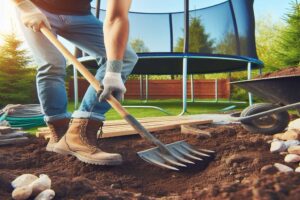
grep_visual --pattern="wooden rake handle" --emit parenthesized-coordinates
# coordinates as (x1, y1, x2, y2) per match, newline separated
(40, 25, 167, 149)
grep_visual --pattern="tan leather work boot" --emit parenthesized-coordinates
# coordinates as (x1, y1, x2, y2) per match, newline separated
(46, 118, 70, 152)
(53, 118, 122, 165)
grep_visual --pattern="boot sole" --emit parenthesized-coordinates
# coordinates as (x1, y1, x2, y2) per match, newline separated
(53, 147, 123, 166)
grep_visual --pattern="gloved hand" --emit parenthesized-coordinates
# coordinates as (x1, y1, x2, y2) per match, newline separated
(99, 72, 126, 102)
(16, 0, 51, 32)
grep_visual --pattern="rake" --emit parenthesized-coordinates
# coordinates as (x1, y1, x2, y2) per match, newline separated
(40, 25, 214, 170)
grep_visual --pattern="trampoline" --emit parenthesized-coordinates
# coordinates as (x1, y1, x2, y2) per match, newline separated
(72, 0, 263, 115)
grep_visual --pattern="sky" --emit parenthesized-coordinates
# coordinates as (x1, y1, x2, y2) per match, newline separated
(0, 0, 294, 51)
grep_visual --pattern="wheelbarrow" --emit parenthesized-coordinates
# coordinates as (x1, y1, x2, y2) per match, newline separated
(230, 75, 300, 134)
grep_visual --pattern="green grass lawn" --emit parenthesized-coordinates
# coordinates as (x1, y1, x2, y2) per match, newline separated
(78, 99, 247, 120)
(25, 99, 248, 134)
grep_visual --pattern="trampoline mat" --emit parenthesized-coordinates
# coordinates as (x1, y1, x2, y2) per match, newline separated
(78, 53, 263, 75)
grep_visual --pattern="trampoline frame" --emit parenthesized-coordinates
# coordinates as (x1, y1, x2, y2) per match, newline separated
(71, 0, 263, 115)
(72, 54, 262, 115)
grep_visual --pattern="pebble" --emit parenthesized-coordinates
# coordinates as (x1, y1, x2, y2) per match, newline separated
(295, 167, 300, 173)
(260, 165, 278, 175)
(274, 163, 294, 173)
(274, 130, 300, 140)
(288, 118, 300, 129)
(11, 174, 38, 189)
(29, 174, 51, 196)
(34, 189, 55, 200)
(12, 186, 32, 200)
(110, 183, 122, 189)
(285, 140, 300, 148)
(284, 154, 300, 163)
(270, 140, 286, 153)
(288, 145, 300, 155)
(270, 139, 300, 153)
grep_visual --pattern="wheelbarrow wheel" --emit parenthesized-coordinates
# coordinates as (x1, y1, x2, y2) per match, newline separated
(240, 103, 290, 134)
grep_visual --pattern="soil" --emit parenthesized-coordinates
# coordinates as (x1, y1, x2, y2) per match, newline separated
(260, 66, 300, 78)
(1, 124, 300, 200)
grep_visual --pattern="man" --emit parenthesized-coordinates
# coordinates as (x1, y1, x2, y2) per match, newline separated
(11, 0, 138, 165)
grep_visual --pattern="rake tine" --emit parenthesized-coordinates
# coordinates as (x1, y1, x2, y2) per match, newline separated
(139, 154, 179, 171)
(175, 146, 203, 161)
(199, 149, 215, 154)
(181, 143, 211, 157)
(168, 148, 195, 164)
(155, 151, 187, 168)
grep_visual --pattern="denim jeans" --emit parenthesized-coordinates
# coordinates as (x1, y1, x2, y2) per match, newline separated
(17, 8, 138, 122)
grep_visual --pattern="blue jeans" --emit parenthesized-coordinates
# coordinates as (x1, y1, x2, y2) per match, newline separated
(17, 9, 138, 122)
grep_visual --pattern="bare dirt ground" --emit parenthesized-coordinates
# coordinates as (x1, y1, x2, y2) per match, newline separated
(260, 66, 300, 78)
(1, 66, 300, 199)
(1, 124, 300, 200)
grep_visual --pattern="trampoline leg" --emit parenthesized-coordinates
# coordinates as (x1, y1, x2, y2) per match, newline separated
(179, 57, 188, 116)
(139, 75, 143, 100)
(247, 62, 253, 106)
(190, 74, 195, 102)
(145, 74, 149, 103)
(215, 79, 218, 102)
(73, 65, 79, 109)
(228, 72, 232, 102)
(259, 66, 263, 76)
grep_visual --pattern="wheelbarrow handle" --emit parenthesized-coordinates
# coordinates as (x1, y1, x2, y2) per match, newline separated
(40, 25, 167, 150)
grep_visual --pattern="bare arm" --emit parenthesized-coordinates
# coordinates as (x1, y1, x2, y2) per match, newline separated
(99, 0, 133, 102)
(103, 0, 132, 60)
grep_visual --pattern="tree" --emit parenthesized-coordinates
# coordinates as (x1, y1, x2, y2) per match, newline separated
(174, 17, 214, 53)
(276, 1, 300, 66)
(130, 38, 149, 53)
(0, 34, 36, 106)
(255, 15, 285, 72)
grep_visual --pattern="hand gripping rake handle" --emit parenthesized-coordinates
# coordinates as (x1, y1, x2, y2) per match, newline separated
(40, 26, 169, 153)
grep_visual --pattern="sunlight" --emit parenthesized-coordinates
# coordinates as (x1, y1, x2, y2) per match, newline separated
(0, 0, 19, 44)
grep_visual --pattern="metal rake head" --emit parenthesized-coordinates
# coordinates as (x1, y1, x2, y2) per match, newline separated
(137, 140, 215, 171)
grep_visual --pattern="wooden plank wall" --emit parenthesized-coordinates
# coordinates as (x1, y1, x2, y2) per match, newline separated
(68, 78, 230, 100)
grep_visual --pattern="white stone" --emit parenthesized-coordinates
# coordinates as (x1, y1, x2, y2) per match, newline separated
(274, 163, 294, 173)
(270, 140, 286, 153)
(284, 140, 300, 148)
(284, 154, 300, 163)
(296, 167, 300, 173)
(34, 189, 55, 200)
(288, 118, 300, 130)
(12, 185, 32, 200)
(29, 174, 51, 196)
(11, 174, 38, 189)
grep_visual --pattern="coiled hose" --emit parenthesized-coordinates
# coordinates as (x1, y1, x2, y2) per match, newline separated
(0, 104, 45, 129)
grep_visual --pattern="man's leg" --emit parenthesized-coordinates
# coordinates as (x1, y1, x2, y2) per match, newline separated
(57, 14, 138, 121)
(53, 14, 137, 165)
(16, 8, 71, 151)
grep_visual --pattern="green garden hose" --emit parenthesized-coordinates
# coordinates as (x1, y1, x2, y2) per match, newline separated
(0, 104, 45, 129)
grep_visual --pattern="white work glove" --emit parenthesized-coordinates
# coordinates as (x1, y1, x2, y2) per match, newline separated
(99, 72, 126, 102)
(16, 0, 51, 32)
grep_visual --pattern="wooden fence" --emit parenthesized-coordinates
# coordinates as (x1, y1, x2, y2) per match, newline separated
(68, 78, 230, 100)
